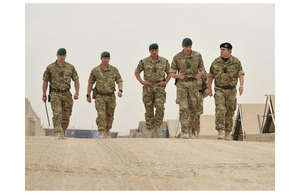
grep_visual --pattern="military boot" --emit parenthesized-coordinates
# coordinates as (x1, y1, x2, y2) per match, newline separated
(98, 131, 105, 139)
(62, 129, 67, 139)
(224, 131, 231, 141)
(191, 131, 196, 139)
(153, 127, 160, 138)
(105, 130, 111, 139)
(56, 132, 63, 140)
(144, 128, 153, 138)
(182, 132, 189, 139)
(217, 130, 224, 140)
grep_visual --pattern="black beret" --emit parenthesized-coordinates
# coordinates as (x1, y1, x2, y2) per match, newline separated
(57, 48, 66, 55)
(182, 38, 193, 46)
(220, 42, 232, 50)
(149, 43, 159, 50)
(101, 51, 110, 58)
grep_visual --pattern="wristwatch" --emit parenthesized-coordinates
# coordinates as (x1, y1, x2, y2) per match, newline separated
(119, 90, 123, 93)
(86, 94, 90, 98)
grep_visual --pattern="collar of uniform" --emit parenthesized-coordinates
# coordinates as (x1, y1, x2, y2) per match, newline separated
(55, 60, 67, 67)
(181, 50, 194, 58)
(148, 55, 161, 63)
(218, 55, 233, 63)
(100, 64, 111, 71)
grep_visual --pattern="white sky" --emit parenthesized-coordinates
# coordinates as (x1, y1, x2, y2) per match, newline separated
(25, 3, 274, 135)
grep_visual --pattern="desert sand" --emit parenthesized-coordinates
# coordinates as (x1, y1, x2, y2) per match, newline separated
(25, 136, 274, 191)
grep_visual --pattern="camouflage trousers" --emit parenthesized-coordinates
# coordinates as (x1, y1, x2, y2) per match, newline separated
(214, 87, 237, 132)
(50, 91, 73, 134)
(177, 80, 200, 133)
(142, 85, 166, 131)
(196, 92, 204, 134)
(95, 94, 116, 133)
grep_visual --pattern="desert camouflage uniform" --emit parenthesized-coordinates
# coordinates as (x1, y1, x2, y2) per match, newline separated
(208, 55, 245, 133)
(43, 61, 79, 135)
(88, 64, 123, 136)
(171, 50, 205, 134)
(195, 72, 208, 135)
(135, 56, 170, 136)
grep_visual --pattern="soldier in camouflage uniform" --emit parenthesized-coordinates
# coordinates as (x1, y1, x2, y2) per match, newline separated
(42, 48, 80, 139)
(135, 43, 171, 138)
(87, 51, 123, 139)
(170, 38, 206, 139)
(205, 42, 245, 140)
(174, 72, 207, 139)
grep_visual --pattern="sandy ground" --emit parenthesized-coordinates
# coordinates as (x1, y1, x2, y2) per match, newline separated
(25, 136, 275, 191)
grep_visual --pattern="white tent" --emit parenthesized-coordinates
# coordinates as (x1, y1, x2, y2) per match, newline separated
(166, 120, 181, 138)
(233, 104, 274, 142)
(198, 115, 217, 139)
(262, 95, 275, 134)
(25, 98, 44, 136)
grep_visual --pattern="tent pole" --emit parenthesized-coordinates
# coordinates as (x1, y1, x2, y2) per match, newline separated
(238, 104, 246, 141)
(267, 95, 275, 127)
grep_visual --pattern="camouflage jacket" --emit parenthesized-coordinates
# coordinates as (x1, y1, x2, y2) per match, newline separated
(170, 50, 205, 79)
(196, 72, 208, 92)
(208, 55, 245, 87)
(135, 56, 170, 83)
(43, 61, 79, 91)
(88, 64, 123, 94)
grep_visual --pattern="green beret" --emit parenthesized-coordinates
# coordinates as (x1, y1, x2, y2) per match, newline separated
(182, 38, 192, 46)
(101, 51, 110, 58)
(220, 42, 232, 50)
(57, 48, 66, 55)
(149, 43, 159, 50)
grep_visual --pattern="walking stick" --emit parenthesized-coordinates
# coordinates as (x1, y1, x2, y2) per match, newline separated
(44, 102, 51, 127)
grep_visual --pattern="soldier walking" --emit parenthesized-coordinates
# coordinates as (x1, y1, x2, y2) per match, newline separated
(170, 38, 206, 139)
(135, 43, 171, 138)
(205, 42, 245, 140)
(42, 48, 80, 139)
(86, 51, 123, 139)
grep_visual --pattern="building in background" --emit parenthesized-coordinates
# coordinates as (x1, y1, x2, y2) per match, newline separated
(25, 98, 44, 136)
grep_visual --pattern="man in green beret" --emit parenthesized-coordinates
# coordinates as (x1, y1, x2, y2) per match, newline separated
(42, 48, 80, 139)
(205, 42, 245, 140)
(87, 51, 123, 139)
(170, 38, 206, 139)
(135, 43, 171, 138)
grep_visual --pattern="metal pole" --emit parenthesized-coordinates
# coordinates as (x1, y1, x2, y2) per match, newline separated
(238, 104, 246, 141)
(261, 95, 268, 131)
(44, 102, 50, 127)
(176, 110, 180, 138)
(267, 95, 276, 127)
(257, 114, 262, 134)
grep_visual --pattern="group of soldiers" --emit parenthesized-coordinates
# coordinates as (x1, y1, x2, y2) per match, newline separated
(42, 37, 244, 140)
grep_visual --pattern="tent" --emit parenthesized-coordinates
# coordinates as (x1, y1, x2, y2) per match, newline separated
(166, 120, 181, 138)
(262, 95, 275, 133)
(25, 98, 44, 136)
(198, 115, 217, 139)
(233, 104, 275, 142)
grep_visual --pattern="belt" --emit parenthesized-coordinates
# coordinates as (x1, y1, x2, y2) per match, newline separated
(52, 88, 70, 93)
(149, 80, 164, 83)
(97, 91, 114, 96)
(215, 85, 235, 89)
(182, 78, 196, 82)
